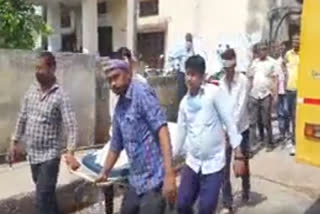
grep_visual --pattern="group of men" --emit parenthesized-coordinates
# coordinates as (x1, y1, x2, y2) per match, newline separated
(9, 30, 300, 214)
(248, 33, 300, 156)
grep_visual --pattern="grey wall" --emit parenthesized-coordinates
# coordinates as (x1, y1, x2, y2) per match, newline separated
(0, 49, 179, 153)
(0, 49, 96, 153)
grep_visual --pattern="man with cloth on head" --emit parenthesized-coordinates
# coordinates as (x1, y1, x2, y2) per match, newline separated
(95, 59, 177, 214)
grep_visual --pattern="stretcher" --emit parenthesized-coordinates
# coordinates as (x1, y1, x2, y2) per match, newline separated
(68, 122, 179, 214)
(67, 146, 129, 214)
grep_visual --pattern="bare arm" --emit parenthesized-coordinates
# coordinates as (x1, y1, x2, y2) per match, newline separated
(101, 150, 120, 176)
(158, 125, 175, 175)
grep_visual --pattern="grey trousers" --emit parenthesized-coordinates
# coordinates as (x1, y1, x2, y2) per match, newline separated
(222, 129, 250, 208)
(249, 95, 273, 145)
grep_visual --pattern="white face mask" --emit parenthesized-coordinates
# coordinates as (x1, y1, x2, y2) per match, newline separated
(222, 59, 236, 68)
(186, 94, 202, 113)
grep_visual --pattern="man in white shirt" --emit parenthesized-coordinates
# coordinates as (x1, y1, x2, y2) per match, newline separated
(174, 55, 246, 214)
(247, 43, 278, 151)
(219, 49, 251, 213)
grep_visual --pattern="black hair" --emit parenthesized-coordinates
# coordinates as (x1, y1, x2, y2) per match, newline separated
(117, 47, 132, 60)
(185, 55, 206, 75)
(185, 33, 193, 42)
(39, 51, 56, 68)
(220, 48, 236, 60)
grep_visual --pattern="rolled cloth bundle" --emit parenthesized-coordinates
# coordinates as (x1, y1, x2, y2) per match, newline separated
(100, 58, 129, 73)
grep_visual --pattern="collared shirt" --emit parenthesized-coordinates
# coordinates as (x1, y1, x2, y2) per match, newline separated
(220, 72, 250, 133)
(248, 56, 277, 99)
(111, 80, 167, 195)
(285, 49, 299, 91)
(275, 57, 286, 95)
(174, 84, 242, 175)
(12, 82, 78, 164)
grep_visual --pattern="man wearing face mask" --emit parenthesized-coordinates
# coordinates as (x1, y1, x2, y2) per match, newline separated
(219, 49, 251, 214)
(168, 33, 195, 104)
(174, 55, 245, 214)
(10, 52, 78, 214)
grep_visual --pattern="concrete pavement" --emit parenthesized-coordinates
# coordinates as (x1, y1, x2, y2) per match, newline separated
(1, 146, 320, 213)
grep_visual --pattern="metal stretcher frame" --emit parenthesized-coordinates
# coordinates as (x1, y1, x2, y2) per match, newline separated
(69, 161, 129, 214)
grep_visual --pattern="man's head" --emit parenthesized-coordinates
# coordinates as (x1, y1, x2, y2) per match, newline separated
(252, 43, 259, 59)
(185, 55, 206, 94)
(35, 52, 56, 87)
(279, 41, 287, 57)
(258, 42, 269, 60)
(117, 47, 132, 64)
(292, 33, 300, 52)
(220, 48, 237, 73)
(185, 33, 193, 51)
(102, 59, 131, 95)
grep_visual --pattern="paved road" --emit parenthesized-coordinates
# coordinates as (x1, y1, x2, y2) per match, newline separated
(75, 146, 320, 214)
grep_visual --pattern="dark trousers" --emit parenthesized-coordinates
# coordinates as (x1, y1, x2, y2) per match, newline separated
(222, 130, 250, 208)
(286, 90, 297, 145)
(177, 72, 187, 104)
(30, 158, 60, 214)
(249, 95, 273, 145)
(277, 94, 289, 137)
(121, 185, 166, 214)
(177, 166, 223, 214)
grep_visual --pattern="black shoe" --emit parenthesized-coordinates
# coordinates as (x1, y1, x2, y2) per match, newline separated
(242, 193, 250, 203)
(266, 145, 274, 152)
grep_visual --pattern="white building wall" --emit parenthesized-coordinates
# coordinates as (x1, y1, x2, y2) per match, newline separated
(138, 0, 274, 58)
(110, 0, 127, 50)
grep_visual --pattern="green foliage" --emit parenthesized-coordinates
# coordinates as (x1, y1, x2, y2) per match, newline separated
(0, 0, 52, 49)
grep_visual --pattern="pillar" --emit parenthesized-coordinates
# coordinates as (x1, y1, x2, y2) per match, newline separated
(126, 0, 138, 54)
(82, 0, 98, 54)
(47, 2, 62, 52)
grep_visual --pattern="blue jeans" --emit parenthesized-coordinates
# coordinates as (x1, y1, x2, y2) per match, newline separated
(286, 90, 297, 145)
(222, 129, 250, 208)
(177, 166, 223, 214)
(277, 94, 289, 136)
(31, 158, 60, 214)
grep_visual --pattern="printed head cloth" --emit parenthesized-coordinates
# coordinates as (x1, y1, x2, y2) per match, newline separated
(101, 58, 129, 73)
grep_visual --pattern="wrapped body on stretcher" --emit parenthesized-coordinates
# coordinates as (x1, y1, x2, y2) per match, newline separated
(68, 122, 179, 184)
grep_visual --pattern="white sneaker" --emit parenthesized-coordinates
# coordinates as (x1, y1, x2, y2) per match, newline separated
(220, 208, 233, 214)
(290, 147, 296, 156)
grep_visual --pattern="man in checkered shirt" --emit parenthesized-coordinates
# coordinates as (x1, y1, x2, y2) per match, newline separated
(10, 52, 78, 214)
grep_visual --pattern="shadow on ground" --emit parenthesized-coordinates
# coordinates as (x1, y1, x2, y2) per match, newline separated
(304, 197, 320, 214)
(233, 191, 268, 211)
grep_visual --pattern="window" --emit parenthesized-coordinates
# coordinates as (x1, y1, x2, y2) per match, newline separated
(139, 0, 159, 17)
(98, 2, 108, 14)
(138, 32, 165, 68)
(61, 13, 71, 28)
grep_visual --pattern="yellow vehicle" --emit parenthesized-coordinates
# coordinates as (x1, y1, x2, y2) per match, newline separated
(296, 0, 320, 167)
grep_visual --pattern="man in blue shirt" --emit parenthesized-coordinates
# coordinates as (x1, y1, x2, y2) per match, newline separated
(95, 59, 176, 214)
(174, 55, 246, 214)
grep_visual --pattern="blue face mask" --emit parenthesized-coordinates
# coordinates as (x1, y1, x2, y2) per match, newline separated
(186, 94, 202, 113)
